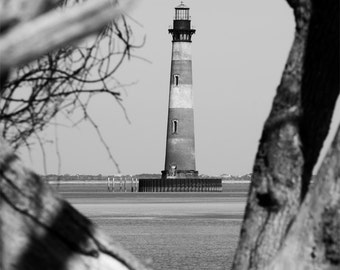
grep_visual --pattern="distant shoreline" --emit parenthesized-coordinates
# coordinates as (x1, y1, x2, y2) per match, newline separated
(47, 180, 251, 184)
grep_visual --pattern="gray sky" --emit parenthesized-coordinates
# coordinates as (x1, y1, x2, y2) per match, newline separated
(20, 0, 340, 176)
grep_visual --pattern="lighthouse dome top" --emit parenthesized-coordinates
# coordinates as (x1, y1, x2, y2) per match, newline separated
(176, 1, 189, 9)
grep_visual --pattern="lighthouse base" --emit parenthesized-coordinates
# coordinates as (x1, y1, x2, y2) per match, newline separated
(138, 177, 222, 192)
(161, 169, 199, 178)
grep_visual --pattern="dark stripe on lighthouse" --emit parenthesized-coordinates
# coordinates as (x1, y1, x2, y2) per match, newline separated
(165, 108, 196, 171)
(171, 60, 192, 85)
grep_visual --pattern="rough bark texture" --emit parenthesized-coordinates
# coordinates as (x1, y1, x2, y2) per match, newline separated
(266, 125, 340, 270)
(0, 137, 150, 270)
(299, 0, 340, 198)
(232, 0, 339, 269)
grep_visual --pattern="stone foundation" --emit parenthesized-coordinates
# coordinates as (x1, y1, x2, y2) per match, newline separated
(138, 178, 222, 192)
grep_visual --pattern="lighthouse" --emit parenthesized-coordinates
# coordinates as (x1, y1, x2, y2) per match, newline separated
(138, 3, 222, 192)
(162, 2, 198, 179)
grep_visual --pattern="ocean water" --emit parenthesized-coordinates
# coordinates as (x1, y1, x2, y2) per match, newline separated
(94, 217, 241, 270)
(63, 191, 246, 270)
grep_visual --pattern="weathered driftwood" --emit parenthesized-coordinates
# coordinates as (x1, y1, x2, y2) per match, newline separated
(0, 0, 131, 73)
(0, 0, 61, 28)
(232, 0, 339, 269)
(0, 137, 150, 270)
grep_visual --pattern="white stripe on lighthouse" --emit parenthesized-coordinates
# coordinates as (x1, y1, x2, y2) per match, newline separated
(169, 84, 193, 108)
(172, 42, 192, 61)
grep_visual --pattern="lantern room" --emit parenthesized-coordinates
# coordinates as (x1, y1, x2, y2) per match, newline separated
(175, 2, 190, 20)
(169, 2, 195, 42)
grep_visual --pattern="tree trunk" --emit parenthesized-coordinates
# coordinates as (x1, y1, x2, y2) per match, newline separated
(232, 0, 339, 269)
(0, 137, 150, 270)
(266, 125, 340, 269)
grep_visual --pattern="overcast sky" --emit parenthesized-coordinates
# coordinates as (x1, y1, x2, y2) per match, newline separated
(20, 0, 340, 176)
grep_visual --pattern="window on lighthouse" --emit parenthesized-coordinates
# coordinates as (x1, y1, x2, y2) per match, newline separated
(172, 120, 178, 134)
(174, 75, 179, 86)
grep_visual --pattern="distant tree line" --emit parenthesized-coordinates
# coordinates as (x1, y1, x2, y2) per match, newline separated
(41, 173, 254, 181)
(41, 174, 107, 181)
(41, 173, 161, 181)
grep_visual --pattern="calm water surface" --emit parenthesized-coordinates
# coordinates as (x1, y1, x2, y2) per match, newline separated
(94, 217, 241, 270)
(62, 191, 246, 270)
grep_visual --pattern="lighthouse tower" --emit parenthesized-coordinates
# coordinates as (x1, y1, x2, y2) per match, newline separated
(137, 3, 222, 192)
(162, 2, 198, 179)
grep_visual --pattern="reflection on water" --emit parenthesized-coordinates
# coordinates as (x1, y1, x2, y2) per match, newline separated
(93, 218, 241, 270)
